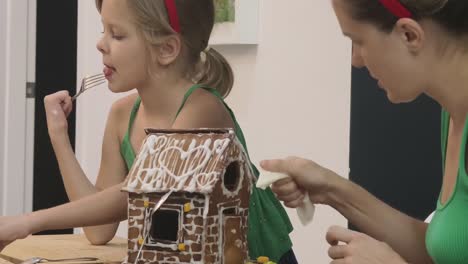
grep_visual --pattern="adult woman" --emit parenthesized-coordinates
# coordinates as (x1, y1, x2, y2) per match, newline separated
(262, 1, 468, 263)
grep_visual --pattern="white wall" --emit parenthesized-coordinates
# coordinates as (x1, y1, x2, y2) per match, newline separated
(219, 1, 351, 262)
(76, 0, 131, 236)
(0, 0, 7, 212)
(0, 0, 29, 216)
(76, 0, 351, 262)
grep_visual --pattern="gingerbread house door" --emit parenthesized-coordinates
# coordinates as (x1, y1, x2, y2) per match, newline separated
(221, 211, 243, 264)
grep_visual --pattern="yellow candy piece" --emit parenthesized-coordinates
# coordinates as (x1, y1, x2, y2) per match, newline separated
(144, 200, 150, 208)
(178, 243, 186, 251)
(138, 237, 144, 245)
(257, 256, 269, 263)
(184, 203, 191, 212)
(266, 262, 277, 264)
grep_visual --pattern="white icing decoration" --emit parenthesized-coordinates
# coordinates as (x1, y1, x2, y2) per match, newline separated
(203, 195, 210, 219)
(126, 135, 232, 194)
(235, 239, 242, 248)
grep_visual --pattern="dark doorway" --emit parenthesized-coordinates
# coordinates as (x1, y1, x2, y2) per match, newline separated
(33, 0, 77, 235)
(349, 66, 442, 225)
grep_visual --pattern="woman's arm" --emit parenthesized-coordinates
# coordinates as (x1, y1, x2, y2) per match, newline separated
(326, 225, 409, 264)
(329, 176, 432, 264)
(262, 157, 433, 264)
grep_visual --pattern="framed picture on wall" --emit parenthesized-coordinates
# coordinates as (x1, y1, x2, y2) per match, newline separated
(209, 0, 259, 45)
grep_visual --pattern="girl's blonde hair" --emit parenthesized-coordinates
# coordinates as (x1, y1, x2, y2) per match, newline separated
(96, 0, 234, 98)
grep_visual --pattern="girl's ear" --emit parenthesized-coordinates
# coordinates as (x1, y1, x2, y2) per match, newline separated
(394, 18, 425, 54)
(155, 35, 182, 66)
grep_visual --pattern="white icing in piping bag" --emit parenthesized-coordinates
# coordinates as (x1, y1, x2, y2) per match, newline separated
(256, 170, 315, 226)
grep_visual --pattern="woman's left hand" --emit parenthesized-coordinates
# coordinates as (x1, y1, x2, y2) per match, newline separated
(326, 226, 408, 264)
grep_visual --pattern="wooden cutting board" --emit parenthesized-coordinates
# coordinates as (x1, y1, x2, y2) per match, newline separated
(0, 235, 127, 264)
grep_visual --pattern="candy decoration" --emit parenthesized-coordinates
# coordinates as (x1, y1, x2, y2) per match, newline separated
(184, 203, 191, 212)
(178, 243, 186, 251)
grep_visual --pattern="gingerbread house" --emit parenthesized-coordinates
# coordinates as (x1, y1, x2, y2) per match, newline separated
(122, 129, 255, 264)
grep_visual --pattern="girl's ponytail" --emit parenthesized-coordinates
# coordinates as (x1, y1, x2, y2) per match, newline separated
(198, 47, 234, 98)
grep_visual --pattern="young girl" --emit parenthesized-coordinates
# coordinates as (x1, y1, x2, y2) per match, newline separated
(262, 0, 468, 263)
(0, 0, 297, 263)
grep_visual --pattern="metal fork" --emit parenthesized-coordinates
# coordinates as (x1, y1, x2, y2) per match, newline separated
(20, 257, 99, 264)
(72, 73, 106, 101)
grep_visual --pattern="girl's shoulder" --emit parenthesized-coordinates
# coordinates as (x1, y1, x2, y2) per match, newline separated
(107, 92, 140, 136)
(172, 88, 235, 130)
(109, 93, 139, 119)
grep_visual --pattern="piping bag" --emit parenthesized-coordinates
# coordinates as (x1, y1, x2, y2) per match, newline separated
(256, 170, 315, 226)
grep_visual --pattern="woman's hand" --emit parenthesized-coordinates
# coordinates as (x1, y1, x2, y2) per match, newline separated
(327, 226, 408, 264)
(0, 215, 34, 252)
(260, 157, 342, 207)
(44, 91, 73, 139)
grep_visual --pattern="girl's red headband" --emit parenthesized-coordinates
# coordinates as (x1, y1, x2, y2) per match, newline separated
(164, 0, 181, 33)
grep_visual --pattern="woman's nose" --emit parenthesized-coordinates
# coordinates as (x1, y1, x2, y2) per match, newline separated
(351, 45, 365, 68)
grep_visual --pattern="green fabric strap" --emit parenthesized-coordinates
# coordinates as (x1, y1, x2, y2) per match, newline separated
(121, 97, 141, 170)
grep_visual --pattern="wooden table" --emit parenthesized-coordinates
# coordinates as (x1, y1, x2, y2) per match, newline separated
(0, 235, 127, 264)
(0, 258, 14, 264)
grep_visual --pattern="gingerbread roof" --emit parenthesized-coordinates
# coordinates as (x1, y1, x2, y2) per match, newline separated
(122, 129, 244, 194)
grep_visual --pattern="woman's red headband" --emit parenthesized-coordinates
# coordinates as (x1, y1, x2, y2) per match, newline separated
(379, 0, 413, 18)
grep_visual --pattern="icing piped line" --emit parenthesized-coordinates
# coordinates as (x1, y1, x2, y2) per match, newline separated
(125, 134, 232, 193)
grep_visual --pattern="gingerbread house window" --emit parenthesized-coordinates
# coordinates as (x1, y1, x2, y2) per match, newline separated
(223, 207, 237, 215)
(224, 161, 241, 192)
(149, 208, 181, 243)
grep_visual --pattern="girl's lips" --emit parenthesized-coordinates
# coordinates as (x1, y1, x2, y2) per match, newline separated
(103, 65, 115, 79)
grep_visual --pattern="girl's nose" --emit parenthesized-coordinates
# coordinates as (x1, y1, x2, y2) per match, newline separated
(96, 36, 107, 54)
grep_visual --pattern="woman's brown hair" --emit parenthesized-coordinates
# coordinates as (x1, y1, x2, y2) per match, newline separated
(344, 0, 468, 37)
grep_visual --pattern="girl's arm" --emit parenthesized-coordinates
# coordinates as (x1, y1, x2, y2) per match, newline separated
(0, 183, 127, 252)
(45, 92, 130, 244)
(30, 183, 128, 233)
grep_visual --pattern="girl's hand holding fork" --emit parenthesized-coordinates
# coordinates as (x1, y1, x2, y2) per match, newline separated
(44, 91, 73, 142)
